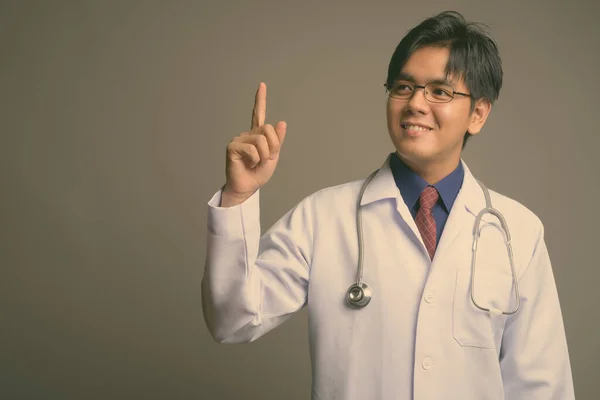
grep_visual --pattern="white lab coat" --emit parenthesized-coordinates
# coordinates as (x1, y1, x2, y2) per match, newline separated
(202, 154, 575, 399)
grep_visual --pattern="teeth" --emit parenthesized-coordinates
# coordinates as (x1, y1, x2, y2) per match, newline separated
(403, 124, 431, 131)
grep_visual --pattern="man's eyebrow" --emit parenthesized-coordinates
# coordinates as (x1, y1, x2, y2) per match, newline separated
(395, 72, 455, 86)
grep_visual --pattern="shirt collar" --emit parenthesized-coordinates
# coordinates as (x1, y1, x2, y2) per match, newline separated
(389, 151, 464, 213)
(360, 154, 485, 219)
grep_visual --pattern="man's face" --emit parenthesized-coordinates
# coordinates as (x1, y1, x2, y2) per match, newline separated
(386, 46, 488, 174)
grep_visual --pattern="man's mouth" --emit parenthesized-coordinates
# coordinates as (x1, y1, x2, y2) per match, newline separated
(401, 124, 433, 133)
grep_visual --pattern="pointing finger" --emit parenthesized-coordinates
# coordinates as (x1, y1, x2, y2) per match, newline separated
(251, 82, 266, 130)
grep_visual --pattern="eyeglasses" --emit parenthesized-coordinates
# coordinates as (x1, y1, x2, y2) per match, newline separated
(384, 80, 471, 103)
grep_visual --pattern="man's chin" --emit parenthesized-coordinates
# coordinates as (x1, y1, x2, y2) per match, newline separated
(394, 142, 437, 160)
(395, 150, 435, 164)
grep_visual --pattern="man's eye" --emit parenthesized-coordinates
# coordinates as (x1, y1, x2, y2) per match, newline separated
(432, 88, 451, 97)
(395, 85, 412, 91)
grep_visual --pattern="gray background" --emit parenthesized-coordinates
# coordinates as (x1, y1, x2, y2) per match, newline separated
(1, 0, 598, 399)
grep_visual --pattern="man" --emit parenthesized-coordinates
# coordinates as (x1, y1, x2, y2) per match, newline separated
(202, 11, 575, 399)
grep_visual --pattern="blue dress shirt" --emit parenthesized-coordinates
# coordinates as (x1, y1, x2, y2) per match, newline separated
(389, 152, 464, 245)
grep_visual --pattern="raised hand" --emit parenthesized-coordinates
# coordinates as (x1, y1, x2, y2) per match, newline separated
(221, 82, 287, 207)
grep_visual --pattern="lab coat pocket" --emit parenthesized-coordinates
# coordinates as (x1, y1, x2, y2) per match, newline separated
(453, 267, 514, 349)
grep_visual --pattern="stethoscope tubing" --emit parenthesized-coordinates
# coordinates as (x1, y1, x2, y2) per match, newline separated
(347, 169, 520, 315)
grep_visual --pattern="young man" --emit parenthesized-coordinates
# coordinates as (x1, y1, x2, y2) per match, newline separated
(202, 11, 575, 399)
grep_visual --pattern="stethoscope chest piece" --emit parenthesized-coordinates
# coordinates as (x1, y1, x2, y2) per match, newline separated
(346, 282, 372, 309)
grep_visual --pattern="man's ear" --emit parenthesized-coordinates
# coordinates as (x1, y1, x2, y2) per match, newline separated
(467, 98, 492, 135)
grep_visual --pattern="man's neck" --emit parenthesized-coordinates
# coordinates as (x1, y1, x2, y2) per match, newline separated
(397, 153, 461, 185)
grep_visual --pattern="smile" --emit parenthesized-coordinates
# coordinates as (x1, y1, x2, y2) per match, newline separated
(401, 124, 432, 132)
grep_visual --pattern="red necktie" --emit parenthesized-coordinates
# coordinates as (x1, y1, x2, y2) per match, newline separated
(416, 186, 439, 260)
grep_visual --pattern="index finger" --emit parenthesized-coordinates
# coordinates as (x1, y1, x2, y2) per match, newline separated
(251, 82, 266, 130)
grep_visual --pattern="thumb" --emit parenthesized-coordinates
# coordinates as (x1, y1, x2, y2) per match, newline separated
(275, 121, 287, 147)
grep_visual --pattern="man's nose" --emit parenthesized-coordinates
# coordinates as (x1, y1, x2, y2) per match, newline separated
(405, 87, 430, 113)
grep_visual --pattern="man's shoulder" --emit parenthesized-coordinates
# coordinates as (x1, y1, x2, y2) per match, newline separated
(486, 187, 544, 233)
(296, 177, 366, 210)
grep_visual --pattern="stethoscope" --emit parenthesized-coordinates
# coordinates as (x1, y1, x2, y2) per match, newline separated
(346, 169, 521, 316)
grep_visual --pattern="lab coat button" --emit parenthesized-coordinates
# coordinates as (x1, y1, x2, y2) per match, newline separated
(422, 357, 433, 370)
(424, 292, 435, 303)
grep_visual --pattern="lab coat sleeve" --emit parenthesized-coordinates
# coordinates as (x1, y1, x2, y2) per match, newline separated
(201, 187, 313, 344)
(499, 220, 575, 399)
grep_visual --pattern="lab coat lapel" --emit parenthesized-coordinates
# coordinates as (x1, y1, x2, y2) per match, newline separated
(434, 159, 487, 263)
(360, 156, 488, 263)
(360, 154, 428, 249)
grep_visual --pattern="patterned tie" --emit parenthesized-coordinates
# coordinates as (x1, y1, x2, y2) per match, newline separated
(416, 186, 439, 260)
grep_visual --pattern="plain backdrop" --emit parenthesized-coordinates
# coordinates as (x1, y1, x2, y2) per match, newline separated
(1, 0, 599, 399)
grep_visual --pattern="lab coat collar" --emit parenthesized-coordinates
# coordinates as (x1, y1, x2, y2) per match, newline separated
(360, 153, 486, 217)
(359, 153, 488, 262)
(359, 153, 399, 206)
(457, 159, 487, 218)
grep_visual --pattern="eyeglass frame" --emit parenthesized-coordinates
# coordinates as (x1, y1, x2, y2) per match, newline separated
(383, 80, 472, 103)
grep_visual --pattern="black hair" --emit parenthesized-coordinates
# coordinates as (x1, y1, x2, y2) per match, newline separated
(385, 11, 503, 148)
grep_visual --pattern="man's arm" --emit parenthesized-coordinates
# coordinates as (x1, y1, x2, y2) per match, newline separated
(499, 221, 575, 399)
(201, 188, 312, 344)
